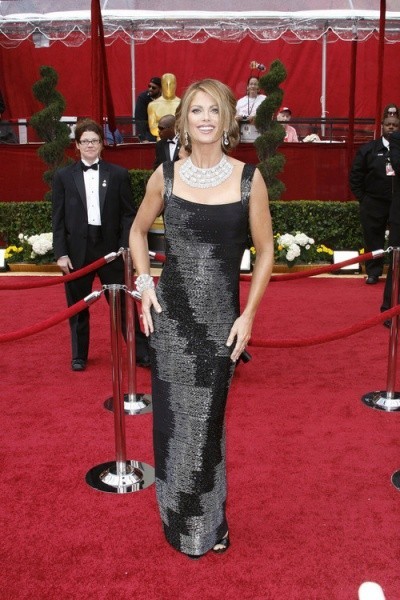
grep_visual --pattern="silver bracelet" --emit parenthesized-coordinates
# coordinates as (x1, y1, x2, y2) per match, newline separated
(135, 273, 155, 295)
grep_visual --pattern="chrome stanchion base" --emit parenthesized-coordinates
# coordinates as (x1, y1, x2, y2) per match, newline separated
(391, 470, 400, 491)
(86, 460, 154, 494)
(361, 391, 400, 411)
(104, 393, 153, 415)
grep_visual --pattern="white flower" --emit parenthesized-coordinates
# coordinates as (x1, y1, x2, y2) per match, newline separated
(27, 232, 53, 257)
(278, 233, 295, 248)
(294, 232, 314, 247)
(276, 231, 318, 266)
(18, 233, 24, 240)
(286, 243, 301, 261)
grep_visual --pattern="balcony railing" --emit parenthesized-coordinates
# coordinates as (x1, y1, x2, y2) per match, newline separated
(0, 116, 376, 145)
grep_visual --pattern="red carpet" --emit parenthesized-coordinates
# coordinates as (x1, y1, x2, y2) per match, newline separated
(1, 275, 399, 600)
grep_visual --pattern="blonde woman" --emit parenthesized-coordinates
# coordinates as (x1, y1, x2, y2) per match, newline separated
(130, 79, 274, 558)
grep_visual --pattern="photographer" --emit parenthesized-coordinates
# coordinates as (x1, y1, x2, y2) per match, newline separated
(235, 75, 266, 142)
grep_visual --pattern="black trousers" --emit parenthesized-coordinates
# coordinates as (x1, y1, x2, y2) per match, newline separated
(382, 222, 400, 312)
(64, 226, 147, 360)
(359, 197, 391, 277)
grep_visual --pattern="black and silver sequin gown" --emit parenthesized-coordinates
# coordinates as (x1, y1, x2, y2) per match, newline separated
(150, 160, 256, 556)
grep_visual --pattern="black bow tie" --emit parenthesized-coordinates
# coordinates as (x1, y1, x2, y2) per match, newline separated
(81, 162, 98, 171)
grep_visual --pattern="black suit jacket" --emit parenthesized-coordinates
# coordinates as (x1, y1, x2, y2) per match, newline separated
(52, 160, 136, 268)
(349, 137, 393, 203)
(389, 131, 400, 225)
(153, 139, 180, 170)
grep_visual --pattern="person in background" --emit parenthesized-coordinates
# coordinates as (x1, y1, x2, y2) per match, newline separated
(52, 118, 150, 371)
(235, 76, 266, 142)
(350, 114, 399, 285)
(104, 124, 123, 145)
(130, 78, 274, 558)
(153, 114, 181, 169)
(382, 103, 399, 119)
(148, 73, 181, 139)
(134, 77, 162, 142)
(381, 126, 400, 322)
(0, 89, 17, 143)
(276, 107, 299, 142)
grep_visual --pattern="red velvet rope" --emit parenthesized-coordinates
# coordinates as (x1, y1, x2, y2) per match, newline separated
(0, 256, 111, 291)
(0, 295, 102, 343)
(3, 289, 398, 348)
(151, 252, 166, 263)
(250, 305, 400, 349)
(240, 250, 378, 282)
(1, 249, 393, 348)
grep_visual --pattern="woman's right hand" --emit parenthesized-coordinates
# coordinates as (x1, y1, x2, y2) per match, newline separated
(140, 288, 162, 335)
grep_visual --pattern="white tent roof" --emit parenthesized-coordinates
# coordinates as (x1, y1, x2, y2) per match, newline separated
(1, 1, 400, 47)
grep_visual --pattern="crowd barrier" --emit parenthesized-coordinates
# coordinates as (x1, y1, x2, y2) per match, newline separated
(0, 248, 388, 343)
(2, 246, 400, 491)
(1, 248, 155, 495)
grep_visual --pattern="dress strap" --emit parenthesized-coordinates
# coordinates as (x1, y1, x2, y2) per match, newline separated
(162, 161, 175, 203)
(241, 163, 257, 210)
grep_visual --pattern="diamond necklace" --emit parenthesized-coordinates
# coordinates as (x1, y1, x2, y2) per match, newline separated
(179, 155, 233, 189)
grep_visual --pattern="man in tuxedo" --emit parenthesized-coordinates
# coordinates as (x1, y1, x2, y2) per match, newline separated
(52, 118, 149, 371)
(153, 114, 181, 169)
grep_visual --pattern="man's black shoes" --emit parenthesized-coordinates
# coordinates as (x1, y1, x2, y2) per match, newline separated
(365, 275, 379, 285)
(72, 359, 86, 371)
(71, 356, 149, 370)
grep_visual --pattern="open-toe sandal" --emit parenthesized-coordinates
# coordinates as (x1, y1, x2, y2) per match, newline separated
(212, 533, 230, 554)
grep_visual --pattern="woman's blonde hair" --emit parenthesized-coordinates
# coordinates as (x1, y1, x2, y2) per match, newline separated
(175, 78, 240, 154)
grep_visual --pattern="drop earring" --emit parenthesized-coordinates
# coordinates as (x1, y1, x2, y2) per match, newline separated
(184, 131, 189, 146)
(223, 131, 229, 146)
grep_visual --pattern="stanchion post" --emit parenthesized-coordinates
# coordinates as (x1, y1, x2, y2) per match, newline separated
(390, 248, 400, 490)
(104, 248, 152, 415)
(109, 284, 127, 472)
(124, 247, 137, 394)
(362, 247, 400, 411)
(386, 247, 400, 396)
(86, 285, 154, 493)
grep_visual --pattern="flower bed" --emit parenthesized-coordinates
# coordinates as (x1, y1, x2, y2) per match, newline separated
(275, 231, 334, 266)
(5, 232, 55, 267)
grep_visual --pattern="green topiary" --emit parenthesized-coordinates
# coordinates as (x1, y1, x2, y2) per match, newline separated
(254, 60, 287, 201)
(30, 65, 72, 200)
(129, 169, 152, 209)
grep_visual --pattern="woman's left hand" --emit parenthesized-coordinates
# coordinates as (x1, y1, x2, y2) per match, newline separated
(225, 314, 253, 362)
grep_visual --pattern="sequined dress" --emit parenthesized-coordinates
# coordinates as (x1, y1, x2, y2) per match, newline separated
(150, 160, 256, 556)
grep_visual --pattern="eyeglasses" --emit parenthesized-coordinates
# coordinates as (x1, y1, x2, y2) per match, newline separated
(79, 139, 100, 146)
(148, 85, 158, 90)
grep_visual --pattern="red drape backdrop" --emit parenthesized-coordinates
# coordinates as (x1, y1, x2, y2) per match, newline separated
(0, 36, 399, 121)
(0, 142, 360, 203)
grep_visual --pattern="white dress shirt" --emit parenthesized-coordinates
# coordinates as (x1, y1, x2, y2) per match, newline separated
(82, 159, 101, 225)
(168, 135, 179, 160)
